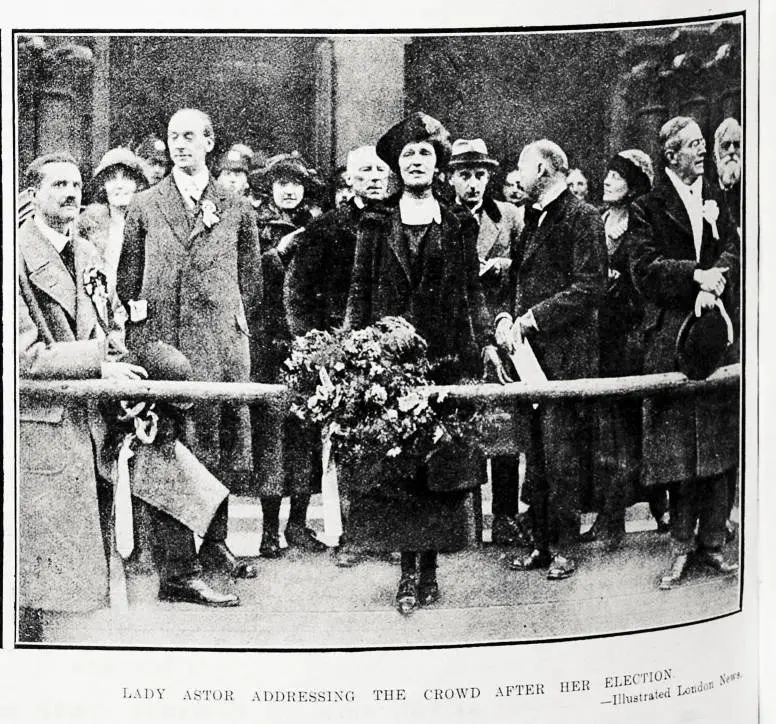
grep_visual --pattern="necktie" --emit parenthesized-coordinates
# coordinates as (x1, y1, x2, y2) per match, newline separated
(60, 239, 76, 280)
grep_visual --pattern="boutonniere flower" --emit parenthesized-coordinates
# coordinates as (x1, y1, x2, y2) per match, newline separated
(83, 266, 108, 301)
(201, 199, 220, 229)
(703, 199, 720, 240)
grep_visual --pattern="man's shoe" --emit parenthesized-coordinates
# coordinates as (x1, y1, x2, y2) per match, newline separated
(547, 554, 576, 580)
(696, 549, 738, 575)
(284, 522, 328, 552)
(510, 548, 552, 571)
(259, 532, 282, 559)
(159, 577, 240, 607)
(418, 577, 440, 606)
(492, 515, 532, 547)
(200, 540, 258, 579)
(658, 552, 691, 590)
(395, 574, 418, 616)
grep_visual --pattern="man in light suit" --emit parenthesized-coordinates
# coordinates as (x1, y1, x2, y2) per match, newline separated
(117, 108, 262, 581)
(629, 116, 740, 589)
(17, 153, 147, 640)
(449, 139, 527, 547)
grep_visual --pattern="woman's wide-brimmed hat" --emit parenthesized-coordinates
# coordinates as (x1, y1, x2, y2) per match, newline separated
(376, 111, 452, 175)
(93, 147, 149, 189)
(249, 151, 318, 193)
(607, 149, 654, 199)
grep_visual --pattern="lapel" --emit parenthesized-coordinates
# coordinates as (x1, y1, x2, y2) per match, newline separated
(385, 208, 412, 284)
(73, 239, 105, 340)
(153, 176, 192, 248)
(655, 173, 694, 239)
(19, 220, 77, 322)
(188, 181, 224, 247)
(477, 206, 501, 259)
(521, 190, 569, 265)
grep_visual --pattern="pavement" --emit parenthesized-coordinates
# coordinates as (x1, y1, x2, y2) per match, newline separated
(41, 492, 741, 649)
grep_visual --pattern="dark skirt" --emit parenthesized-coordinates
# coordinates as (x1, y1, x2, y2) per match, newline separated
(346, 466, 474, 552)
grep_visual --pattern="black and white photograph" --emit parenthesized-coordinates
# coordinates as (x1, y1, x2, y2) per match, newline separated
(10, 16, 747, 654)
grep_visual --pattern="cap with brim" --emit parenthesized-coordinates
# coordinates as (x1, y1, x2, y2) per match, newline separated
(134, 136, 168, 165)
(215, 148, 250, 175)
(675, 306, 731, 380)
(93, 148, 149, 189)
(448, 138, 500, 169)
(376, 111, 452, 175)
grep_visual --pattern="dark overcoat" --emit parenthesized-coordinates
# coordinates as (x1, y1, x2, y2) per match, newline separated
(284, 198, 363, 336)
(117, 176, 262, 479)
(17, 222, 126, 612)
(629, 173, 740, 486)
(345, 198, 483, 495)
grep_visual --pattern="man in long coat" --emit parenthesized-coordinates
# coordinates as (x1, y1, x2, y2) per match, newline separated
(629, 116, 740, 589)
(117, 108, 262, 578)
(495, 139, 607, 580)
(17, 153, 145, 639)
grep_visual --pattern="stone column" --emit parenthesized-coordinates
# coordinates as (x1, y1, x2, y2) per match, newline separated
(331, 36, 409, 167)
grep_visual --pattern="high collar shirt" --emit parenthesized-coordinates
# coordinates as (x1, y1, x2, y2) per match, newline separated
(532, 179, 568, 227)
(172, 167, 210, 208)
(665, 166, 704, 261)
(399, 194, 442, 225)
(34, 214, 71, 254)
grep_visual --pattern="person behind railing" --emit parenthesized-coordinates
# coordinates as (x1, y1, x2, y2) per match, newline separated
(284, 145, 391, 567)
(492, 139, 607, 581)
(345, 112, 484, 615)
(580, 149, 669, 548)
(117, 108, 262, 582)
(17, 152, 146, 641)
(629, 116, 740, 590)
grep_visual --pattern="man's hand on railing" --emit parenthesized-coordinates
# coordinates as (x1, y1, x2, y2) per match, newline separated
(101, 361, 148, 381)
(482, 345, 514, 385)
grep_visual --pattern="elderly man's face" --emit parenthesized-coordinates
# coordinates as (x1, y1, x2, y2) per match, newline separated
(668, 121, 706, 183)
(715, 124, 742, 189)
(450, 166, 490, 208)
(33, 161, 82, 230)
(167, 110, 213, 175)
(351, 159, 390, 201)
(502, 170, 528, 206)
(567, 169, 589, 201)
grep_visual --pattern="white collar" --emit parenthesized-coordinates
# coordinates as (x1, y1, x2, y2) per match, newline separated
(353, 195, 366, 210)
(456, 197, 484, 217)
(534, 179, 568, 211)
(399, 194, 441, 225)
(665, 167, 703, 200)
(34, 215, 71, 254)
(172, 166, 210, 199)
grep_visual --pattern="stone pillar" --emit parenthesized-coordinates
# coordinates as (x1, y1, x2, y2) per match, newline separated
(331, 37, 409, 167)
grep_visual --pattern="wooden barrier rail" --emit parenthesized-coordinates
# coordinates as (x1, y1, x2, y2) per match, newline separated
(18, 363, 740, 404)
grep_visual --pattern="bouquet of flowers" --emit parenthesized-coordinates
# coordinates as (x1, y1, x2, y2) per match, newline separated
(282, 317, 479, 478)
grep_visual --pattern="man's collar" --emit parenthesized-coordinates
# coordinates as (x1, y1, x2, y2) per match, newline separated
(353, 195, 366, 210)
(399, 194, 442, 225)
(172, 166, 210, 197)
(533, 179, 567, 211)
(455, 197, 484, 216)
(34, 215, 71, 254)
(665, 167, 702, 197)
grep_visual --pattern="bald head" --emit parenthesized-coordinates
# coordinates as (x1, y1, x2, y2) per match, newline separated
(167, 108, 215, 175)
(516, 139, 569, 201)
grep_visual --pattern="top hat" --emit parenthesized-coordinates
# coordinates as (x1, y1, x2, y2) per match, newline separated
(675, 304, 733, 380)
(92, 147, 149, 189)
(376, 112, 452, 175)
(448, 138, 500, 169)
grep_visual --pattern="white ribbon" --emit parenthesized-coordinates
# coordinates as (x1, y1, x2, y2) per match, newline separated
(320, 428, 343, 541)
(114, 435, 136, 560)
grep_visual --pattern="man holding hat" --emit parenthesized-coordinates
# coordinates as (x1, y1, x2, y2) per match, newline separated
(629, 116, 740, 589)
(117, 108, 262, 581)
(448, 138, 527, 547)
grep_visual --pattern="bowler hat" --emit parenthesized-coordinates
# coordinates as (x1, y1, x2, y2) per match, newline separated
(675, 305, 733, 380)
(448, 138, 500, 169)
(376, 112, 452, 175)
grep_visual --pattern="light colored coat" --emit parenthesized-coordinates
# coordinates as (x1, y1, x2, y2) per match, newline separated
(17, 220, 125, 612)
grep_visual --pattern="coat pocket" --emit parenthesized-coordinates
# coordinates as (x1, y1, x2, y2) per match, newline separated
(19, 406, 68, 474)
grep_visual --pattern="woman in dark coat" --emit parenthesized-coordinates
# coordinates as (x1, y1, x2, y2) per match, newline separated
(345, 112, 483, 615)
(251, 153, 325, 558)
(582, 149, 668, 546)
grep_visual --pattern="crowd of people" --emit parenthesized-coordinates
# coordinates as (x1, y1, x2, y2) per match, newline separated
(17, 104, 742, 638)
